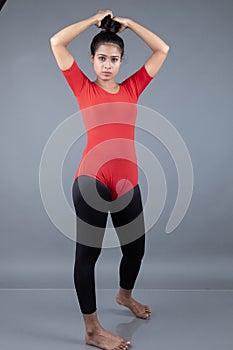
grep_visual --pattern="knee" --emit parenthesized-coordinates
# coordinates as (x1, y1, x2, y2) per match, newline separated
(75, 246, 101, 266)
(122, 244, 145, 262)
(134, 245, 145, 262)
(73, 248, 101, 287)
(73, 245, 101, 274)
(121, 234, 145, 261)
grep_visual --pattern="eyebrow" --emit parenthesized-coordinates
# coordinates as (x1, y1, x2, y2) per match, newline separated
(97, 54, 120, 58)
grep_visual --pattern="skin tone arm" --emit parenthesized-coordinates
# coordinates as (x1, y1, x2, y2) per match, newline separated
(50, 10, 170, 77)
(50, 10, 113, 70)
(113, 16, 170, 78)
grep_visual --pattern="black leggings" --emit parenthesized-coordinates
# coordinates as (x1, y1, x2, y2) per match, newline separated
(72, 175, 146, 314)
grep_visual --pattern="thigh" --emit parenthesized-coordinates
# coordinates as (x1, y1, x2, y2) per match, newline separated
(72, 175, 112, 248)
(109, 184, 145, 247)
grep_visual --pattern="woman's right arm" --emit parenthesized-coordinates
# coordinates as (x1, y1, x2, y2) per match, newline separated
(50, 10, 113, 70)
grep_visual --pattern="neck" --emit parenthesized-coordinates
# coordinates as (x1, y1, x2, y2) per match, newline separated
(95, 78, 119, 89)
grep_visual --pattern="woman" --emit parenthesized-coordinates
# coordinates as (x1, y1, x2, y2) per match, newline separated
(50, 9, 169, 350)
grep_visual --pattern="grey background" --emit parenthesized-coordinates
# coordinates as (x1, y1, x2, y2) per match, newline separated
(0, 0, 232, 289)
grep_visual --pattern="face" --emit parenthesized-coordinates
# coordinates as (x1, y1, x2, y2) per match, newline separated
(91, 43, 122, 81)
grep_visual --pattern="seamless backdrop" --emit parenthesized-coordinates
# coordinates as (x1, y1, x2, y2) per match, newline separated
(0, 0, 232, 289)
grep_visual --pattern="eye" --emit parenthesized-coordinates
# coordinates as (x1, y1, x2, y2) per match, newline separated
(112, 58, 118, 63)
(98, 56, 105, 61)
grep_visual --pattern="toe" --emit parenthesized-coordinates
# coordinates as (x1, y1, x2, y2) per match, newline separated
(119, 343, 128, 350)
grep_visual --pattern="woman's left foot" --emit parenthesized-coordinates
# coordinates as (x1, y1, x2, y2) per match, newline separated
(116, 293, 151, 319)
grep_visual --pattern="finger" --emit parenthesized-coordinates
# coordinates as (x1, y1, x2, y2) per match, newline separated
(106, 9, 113, 16)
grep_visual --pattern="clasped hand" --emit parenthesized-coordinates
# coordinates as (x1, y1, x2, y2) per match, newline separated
(93, 10, 129, 34)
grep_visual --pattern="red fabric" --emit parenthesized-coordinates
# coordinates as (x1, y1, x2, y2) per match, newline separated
(61, 60, 153, 200)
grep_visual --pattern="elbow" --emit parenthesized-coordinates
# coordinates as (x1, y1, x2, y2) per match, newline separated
(164, 45, 170, 54)
(50, 36, 58, 46)
(50, 36, 63, 46)
(156, 45, 170, 55)
(50, 36, 67, 48)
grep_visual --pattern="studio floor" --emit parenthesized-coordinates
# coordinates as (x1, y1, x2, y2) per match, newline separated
(1, 289, 233, 350)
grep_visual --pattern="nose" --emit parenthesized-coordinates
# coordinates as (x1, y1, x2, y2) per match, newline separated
(104, 59, 111, 69)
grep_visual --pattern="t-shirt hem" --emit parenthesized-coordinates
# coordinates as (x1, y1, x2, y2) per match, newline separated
(141, 64, 153, 80)
(60, 59, 76, 73)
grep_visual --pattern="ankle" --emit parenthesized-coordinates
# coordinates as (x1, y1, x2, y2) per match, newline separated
(118, 287, 133, 299)
(85, 322, 102, 335)
(83, 311, 102, 334)
(86, 326, 101, 336)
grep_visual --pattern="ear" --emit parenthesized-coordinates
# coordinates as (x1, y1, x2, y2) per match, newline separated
(90, 54, 94, 63)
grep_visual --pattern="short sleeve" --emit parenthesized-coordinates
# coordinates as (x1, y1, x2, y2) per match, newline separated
(60, 60, 88, 97)
(122, 64, 153, 99)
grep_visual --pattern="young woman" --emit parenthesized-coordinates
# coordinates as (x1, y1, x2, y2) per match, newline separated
(50, 9, 170, 350)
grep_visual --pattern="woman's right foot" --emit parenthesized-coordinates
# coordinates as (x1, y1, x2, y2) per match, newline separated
(85, 326, 131, 350)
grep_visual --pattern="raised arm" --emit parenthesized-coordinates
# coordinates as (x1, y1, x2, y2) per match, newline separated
(50, 10, 113, 70)
(113, 16, 170, 78)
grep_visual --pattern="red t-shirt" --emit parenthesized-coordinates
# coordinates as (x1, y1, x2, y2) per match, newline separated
(61, 60, 153, 200)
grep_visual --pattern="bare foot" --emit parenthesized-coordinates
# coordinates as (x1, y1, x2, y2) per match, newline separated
(116, 293, 151, 319)
(85, 325, 131, 350)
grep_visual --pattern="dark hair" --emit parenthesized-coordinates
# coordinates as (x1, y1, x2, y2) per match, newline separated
(90, 15, 124, 58)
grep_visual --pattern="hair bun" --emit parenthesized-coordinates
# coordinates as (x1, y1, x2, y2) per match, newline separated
(100, 14, 121, 34)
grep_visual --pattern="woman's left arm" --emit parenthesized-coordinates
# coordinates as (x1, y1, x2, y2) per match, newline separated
(114, 16, 170, 78)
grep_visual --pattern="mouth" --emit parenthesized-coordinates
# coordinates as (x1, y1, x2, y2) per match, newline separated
(102, 72, 112, 75)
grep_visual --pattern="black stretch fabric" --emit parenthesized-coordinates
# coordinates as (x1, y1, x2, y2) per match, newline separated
(72, 175, 146, 314)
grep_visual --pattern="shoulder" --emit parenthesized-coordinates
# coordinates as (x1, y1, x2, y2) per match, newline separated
(60, 59, 90, 97)
(122, 64, 153, 84)
(61, 59, 88, 78)
(121, 64, 154, 98)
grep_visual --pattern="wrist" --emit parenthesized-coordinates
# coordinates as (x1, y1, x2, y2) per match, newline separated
(126, 18, 133, 29)
(89, 15, 98, 26)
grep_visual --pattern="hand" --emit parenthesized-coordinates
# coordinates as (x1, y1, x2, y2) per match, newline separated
(93, 10, 114, 28)
(112, 16, 129, 33)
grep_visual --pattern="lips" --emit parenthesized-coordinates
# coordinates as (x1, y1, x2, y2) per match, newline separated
(102, 72, 112, 75)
